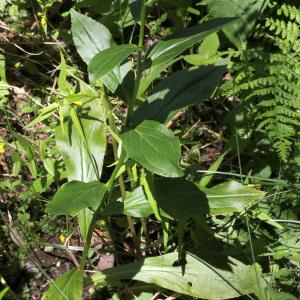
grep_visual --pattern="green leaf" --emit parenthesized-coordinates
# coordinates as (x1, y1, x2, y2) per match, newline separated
(198, 151, 227, 188)
(202, 180, 266, 214)
(90, 252, 264, 299)
(55, 97, 106, 240)
(25, 103, 59, 128)
(132, 66, 225, 124)
(146, 17, 236, 66)
(153, 177, 208, 220)
(0, 287, 9, 299)
(184, 54, 221, 66)
(46, 181, 106, 216)
(198, 32, 220, 58)
(70, 10, 133, 100)
(101, 61, 134, 101)
(12, 131, 35, 160)
(43, 269, 83, 300)
(89, 44, 136, 82)
(0, 0, 7, 12)
(58, 53, 72, 94)
(102, 186, 153, 218)
(138, 58, 178, 97)
(266, 288, 298, 300)
(184, 32, 221, 66)
(206, 0, 269, 48)
(71, 9, 112, 64)
(55, 97, 106, 183)
(122, 120, 183, 177)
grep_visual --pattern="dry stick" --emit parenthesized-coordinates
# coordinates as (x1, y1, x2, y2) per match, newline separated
(166, 111, 185, 129)
(104, 92, 141, 256)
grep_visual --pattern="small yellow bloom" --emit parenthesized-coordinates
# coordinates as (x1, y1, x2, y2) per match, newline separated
(59, 234, 66, 243)
(73, 100, 83, 107)
(41, 15, 47, 27)
(0, 143, 5, 154)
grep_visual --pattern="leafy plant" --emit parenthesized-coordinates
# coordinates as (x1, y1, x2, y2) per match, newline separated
(33, 5, 270, 299)
(1, 1, 300, 299)
(221, 0, 300, 161)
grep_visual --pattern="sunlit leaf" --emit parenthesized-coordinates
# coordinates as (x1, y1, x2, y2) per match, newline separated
(46, 180, 106, 216)
(71, 9, 111, 64)
(122, 120, 183, 177)
(101, 186, 153, 218)
(55, 97, 106, 240)
(89, 44, 136, 82)
(91, 252, 264, 299)
(43, 269, 83, 300)
(206, 0, 268, 48)
(146, 17, 236, 66)
(202, 180, 266, 214)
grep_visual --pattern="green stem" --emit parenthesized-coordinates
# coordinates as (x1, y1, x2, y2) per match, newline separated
(104, 90, 141, 255)
(105, 151, 125, 190)
(79, 199, 106, 270)
(127, 0, 146, 121)
(127, 165, 150, 248)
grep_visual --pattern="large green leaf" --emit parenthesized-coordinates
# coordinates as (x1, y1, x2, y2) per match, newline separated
(55, 98, 106, 182)
(71, 9, 111, 64)
(145, 17, 236, 66)
(131, 66, 225, 125)
(138, 59, 178, 97)
(206, 0, 269, 49)
(46, 181, 106, 216)
(203, 180, 266, 214)
(153, 177, 208, 220)
(90, 252, 264, 299)
(89, 44, 136, 82)
(122, 120, 183, 177)
(55, 97, 106, 240)
(43, 269, 83, 300)
(71, 10, 133, 100)
(101, 186, 153, 218)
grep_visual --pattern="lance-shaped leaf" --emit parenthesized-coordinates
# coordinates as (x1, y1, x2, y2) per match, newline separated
(25, 103, 59, 128)
(131, 66, 225, 124)
(101, 186, 153, 218)
(122, 120, 183, 177)
(43, 269, 83, 300)
(90, 252, 264, 299)
(202, 180, 266, 214)
(89, 44, 136, 82)
(71, 10, 133, 100)
(206, 0, 269, 49)
(46, 181, 106, 216)
(145, 17, 236, 66)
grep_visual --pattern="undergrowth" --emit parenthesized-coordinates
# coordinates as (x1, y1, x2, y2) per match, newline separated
(0, 1, 299, 299)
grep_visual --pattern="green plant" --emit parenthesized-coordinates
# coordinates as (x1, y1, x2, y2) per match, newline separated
(1, 1, 299, 299)
(19, 4, 275, 299)
(221, 1, 300, 162)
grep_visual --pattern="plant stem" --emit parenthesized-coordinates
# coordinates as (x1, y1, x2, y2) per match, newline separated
(104, 90, 141, 255)
(127, 0, 146, 121)
(127, 165, 150, 248)
(79, 201, 104, 270)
